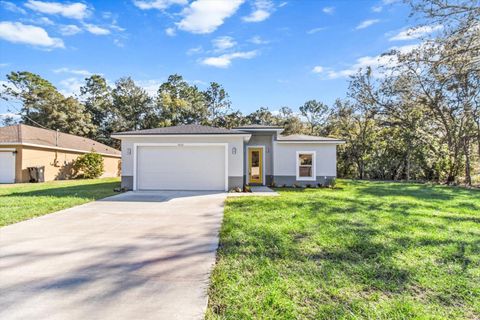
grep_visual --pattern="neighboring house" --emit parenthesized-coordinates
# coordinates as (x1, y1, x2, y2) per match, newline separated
(0, 124, 121, 183)
(112, 124, 344, 191)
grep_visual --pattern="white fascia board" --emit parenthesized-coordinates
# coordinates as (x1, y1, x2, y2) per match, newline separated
(276, 141, 345, 144)
(234, 128, 284, 132)
(111, 134, 251, 139)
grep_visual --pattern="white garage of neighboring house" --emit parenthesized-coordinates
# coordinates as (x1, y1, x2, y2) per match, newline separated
(0, 150, 15, 183)
(112, 124, 345, 191)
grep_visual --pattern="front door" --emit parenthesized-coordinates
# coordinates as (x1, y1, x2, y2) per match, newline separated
(248, 147, 263, 184)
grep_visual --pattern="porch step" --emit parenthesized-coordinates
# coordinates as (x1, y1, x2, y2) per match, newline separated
(228, 186, 279, 197)
(250, 186, 276, 193)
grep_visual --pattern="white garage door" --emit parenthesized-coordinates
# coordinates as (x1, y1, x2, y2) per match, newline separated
(0, 151, 15, 183)
(136, 145, 226, 191)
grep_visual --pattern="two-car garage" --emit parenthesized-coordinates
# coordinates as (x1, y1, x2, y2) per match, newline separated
(135, 144, 227, 191)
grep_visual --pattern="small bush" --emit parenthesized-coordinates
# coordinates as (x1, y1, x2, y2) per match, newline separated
(229, 187, 242, 193)
(330, 178, 337, 188)
(74, 151, 104, 179)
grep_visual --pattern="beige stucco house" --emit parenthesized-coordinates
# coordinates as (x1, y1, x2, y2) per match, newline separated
(0, 124, 121, 183)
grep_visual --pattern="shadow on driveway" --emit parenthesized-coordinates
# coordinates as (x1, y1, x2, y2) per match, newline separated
(0, 191, 227, 320)
(100, 190, 227, 203)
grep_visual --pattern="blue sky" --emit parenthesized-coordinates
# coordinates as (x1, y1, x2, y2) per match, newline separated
(0, 0, 432, 117)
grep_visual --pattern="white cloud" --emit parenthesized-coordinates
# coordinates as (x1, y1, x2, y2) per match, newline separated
(390, 43, 420, 54)
(24, 0, 90, 20)
(324, 44, 419, 79)
(0, 21, 64, 48)
(36, 17, 54, 25)
(1, 1, 27, 14)
(356, 19, 380, 30)
(0, 112, 20, 119)
(83, 23, 110, 35)
(0, 63, 9, 67)
(177, 0, 244, 34)
(370, 0, 399, 13)
(102, 11, 112, 19)
(54, 67, 93, 76)
(383, 0, 399, 4)
(187, 46, 203, 55)
(389, 25, 443, 41)
(113, 39, 125, 47)
(249, 35, 269, 44)
(109, 23, 125, 32)
(278, 2, 287, 7)
(0, 79, 14, 90)
(165, 27, 176, 36)
(0, 112, 21, 125)
(243, 0, 273, 23)
(136, 79, 164, 96)
(59, 76, 164, 96)
(322, 6, 334, 14)
(133, 0, 187, 10)
(201, 50, 257, 68)
(59, 77, 83, 96)
(312, 66, 324, 73)
(21, 16, 55, 26)
(190, 79, 207, 86)
(212, 36, 236, 51)
(59, 24, 82, 36)
(307, 27, 327, 34)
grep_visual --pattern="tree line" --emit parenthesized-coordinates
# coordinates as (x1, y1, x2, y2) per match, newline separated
(0, 71, 330, 147)
(1, 0, 478, 186)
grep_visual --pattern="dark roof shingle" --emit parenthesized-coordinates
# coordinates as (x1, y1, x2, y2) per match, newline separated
(113, 124, 249, 136)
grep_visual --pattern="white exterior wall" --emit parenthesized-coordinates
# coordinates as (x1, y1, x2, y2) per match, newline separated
(273, 142, 337, 177)
(120, 135, 245, 178)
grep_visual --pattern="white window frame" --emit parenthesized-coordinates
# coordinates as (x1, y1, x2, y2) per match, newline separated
(296, 151, 316, 181)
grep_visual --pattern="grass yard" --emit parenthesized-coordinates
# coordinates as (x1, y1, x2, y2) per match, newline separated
(0, 178, 120, 227)
(207, 180, 480, 319)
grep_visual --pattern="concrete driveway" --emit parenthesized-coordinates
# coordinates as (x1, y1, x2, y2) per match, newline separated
(0, 191, 227, 320)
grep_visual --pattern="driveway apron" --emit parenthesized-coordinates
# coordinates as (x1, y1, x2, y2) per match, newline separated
(0, 191, 227, 320)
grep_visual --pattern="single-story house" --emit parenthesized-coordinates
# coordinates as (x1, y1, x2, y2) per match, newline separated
(112, 124, 344, 191)
(0, 124, 121, 183)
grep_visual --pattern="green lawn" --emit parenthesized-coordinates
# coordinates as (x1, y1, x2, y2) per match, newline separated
(207, 180, 480, 319)
(0, 178, 120, 227)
